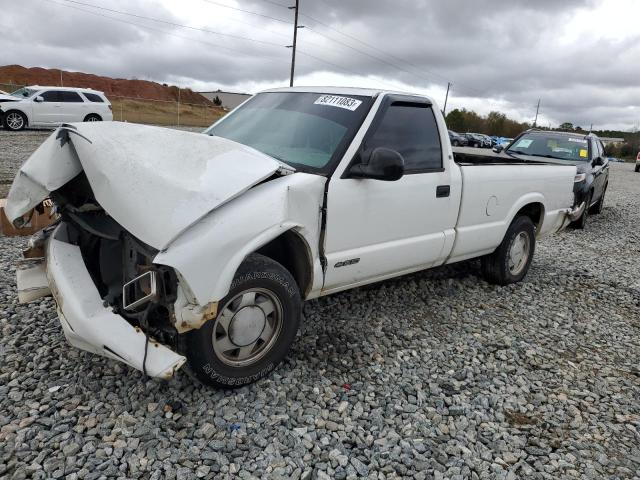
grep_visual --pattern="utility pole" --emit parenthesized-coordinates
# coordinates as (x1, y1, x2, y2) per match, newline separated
(533, 98, 540, 127)
(177, 87, 181, 126)
(442, 82, 451, 116)
(288, 0, 301, 87)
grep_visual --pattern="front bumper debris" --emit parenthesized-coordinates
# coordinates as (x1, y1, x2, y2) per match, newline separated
(566, 201, 586, 222)
(16, 226, 186, 379)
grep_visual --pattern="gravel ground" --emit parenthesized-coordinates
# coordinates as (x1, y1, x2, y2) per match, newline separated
(1, 130, 639, 479)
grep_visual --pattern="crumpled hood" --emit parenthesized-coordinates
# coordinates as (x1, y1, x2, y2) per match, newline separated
(6, 122, 291, 249)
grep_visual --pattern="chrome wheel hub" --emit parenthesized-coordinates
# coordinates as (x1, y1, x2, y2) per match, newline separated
(228, 306, 266, 346)
(212, 288, 282, 367)
(7, 113, 23, 130)
(508, 232, 530, 275)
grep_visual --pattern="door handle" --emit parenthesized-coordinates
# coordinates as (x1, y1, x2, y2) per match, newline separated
(436, 185, 450, 198)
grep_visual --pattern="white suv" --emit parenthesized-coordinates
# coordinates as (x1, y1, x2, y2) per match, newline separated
(0, 86, 113, 131)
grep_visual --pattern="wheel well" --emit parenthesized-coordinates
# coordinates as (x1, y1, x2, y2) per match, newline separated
(515, 202, 544, 231)
(255, 230, 313, 298)
(84, 113, 102, 121)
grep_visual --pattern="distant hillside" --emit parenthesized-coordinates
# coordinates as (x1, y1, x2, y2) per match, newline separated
(0, 65, 212, 105)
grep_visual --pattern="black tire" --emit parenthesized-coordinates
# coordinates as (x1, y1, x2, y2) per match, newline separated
(3, 110, 27, 131)
(570, 191, 592, 230)
(473, 142, 480, 148)
(635, 165, 639, 172)
(590, 185, 606, 215)
(452, 140, 459, 146)
(481, 215, 536, 285)
(84, 114, 102, 122)
(184, 253, 301, 388)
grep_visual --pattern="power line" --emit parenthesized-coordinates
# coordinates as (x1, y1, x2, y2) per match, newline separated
(201, 0, 291, 24)
(42, 0, 289, 61)
(52, 0, 285, 48)
(42, 0, 401, 91)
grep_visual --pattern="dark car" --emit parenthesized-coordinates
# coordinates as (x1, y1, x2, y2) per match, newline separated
(464, 133, 487, 148)
(448, 130, 469, 146)
(501, 129, 609, 229)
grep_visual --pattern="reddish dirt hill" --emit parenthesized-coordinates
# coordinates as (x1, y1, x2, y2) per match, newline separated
(0, 65, 212, 105)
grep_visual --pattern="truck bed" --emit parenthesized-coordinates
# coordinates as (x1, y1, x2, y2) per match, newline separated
(452, 146, 549, 166)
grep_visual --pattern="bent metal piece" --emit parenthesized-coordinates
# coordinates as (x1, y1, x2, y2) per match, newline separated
(567, 201, 586, 222)
(46, 232, 185, 379)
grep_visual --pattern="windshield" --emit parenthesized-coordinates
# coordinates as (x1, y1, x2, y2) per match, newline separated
(10, 87, 37, 99)
(507, 133, 590, 161)
(205, 92, 373, 173)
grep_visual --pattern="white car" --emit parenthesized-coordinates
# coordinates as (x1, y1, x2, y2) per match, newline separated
(6, 87, 583, 387)
(0, 86, 112, 131)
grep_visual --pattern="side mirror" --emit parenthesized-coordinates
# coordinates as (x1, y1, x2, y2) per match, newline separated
(593, 156, 605, 167)
(493, 145, 504, 153)
(34, 96, 44, 102)
(348, 147, 405, 181)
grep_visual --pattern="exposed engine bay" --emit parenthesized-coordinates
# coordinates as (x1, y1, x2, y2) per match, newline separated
(50, 172, 181, 346)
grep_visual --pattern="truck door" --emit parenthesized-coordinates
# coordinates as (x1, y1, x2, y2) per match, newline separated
(323, 95, 460, 292)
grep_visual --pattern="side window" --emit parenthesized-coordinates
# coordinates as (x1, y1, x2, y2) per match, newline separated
(365, 102, 442, 172)
(591, 139, 601, 159)
(40, 91, 59, 102)
(59, 91, 84, 102)
(83, 92, 104, 103)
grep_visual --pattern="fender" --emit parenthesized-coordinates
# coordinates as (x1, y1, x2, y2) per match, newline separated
(154, 172, 326, 306)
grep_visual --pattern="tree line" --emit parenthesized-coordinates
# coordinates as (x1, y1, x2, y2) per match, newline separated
(445, 108, 640, 159)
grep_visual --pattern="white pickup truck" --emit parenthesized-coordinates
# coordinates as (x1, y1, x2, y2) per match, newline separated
(7, 87, 584, 387)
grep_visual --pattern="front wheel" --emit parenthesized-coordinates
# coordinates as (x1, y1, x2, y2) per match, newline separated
(590, 186, 606, 215)
(3, 111, 27, 131)
(570, 191, 592, 229)
(185, 254, 301, 388)
(481, 215, 536, 285)
(635, 165, 639, 172)
(452, 140, 459, 146)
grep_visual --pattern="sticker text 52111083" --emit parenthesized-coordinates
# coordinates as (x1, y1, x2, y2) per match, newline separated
(314, 95, 362, 111)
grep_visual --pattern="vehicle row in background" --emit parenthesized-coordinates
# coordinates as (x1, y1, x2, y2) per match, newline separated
(0, 86, 113, 131)
(448, 130, 468, 146)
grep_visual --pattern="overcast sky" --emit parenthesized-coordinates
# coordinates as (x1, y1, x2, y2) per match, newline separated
(2, 0, 639, 130)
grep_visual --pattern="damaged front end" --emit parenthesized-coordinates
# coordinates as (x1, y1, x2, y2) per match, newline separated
(17, 178, 191, 378)
(8, 122, 287, 379)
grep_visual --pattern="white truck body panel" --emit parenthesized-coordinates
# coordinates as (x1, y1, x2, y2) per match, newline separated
(7, 86, 579, 379)
(448, 163, 576, 263)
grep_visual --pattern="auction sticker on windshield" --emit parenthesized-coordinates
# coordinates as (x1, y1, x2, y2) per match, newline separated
(314, 95, 362, 111)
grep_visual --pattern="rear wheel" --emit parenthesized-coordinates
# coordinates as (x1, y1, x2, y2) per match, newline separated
(3, 111, 27, 131)
(84, 114, 102, 122)
(185, 254, 301, 388)
(481, 215, 536, 285)
(635, 165, 639, 172)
